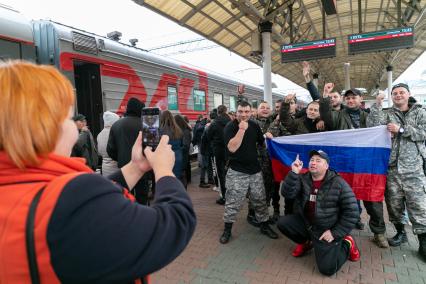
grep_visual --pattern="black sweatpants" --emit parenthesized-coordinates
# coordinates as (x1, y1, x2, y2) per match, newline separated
(213, 156, 227, 198)
(363, 201, 386, 234)
(276, 214, 350, 276)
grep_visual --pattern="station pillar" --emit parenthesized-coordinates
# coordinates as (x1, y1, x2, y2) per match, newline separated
(344, 62, 351, 90)
(260, 21, 273, 105)
(386, 65, 393, 107)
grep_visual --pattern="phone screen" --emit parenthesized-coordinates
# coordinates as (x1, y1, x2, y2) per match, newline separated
(141, 108, 160, 149)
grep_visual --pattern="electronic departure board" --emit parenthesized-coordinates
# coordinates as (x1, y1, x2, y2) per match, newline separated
(281, 38, 336, 63)
(348, 27, 414, 55)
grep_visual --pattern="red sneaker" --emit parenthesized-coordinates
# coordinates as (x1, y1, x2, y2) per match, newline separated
(344, 235, 360, 261)
(292, 241, 312, 257)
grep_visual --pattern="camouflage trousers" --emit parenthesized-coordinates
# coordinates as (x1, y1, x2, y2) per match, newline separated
(386, 167, 426, 234)
(223, 168, 269, 223)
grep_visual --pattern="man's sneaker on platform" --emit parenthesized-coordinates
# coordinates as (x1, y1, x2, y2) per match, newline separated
(343, 235, 360, 261)
(292, 241, 312, 257)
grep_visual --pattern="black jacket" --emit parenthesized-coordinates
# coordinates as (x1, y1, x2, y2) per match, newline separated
(107, 115, 141, 168)
(192, 119, 207, 146)
(200, 125, 211, 156)
(281, 170, 358, 239)
(206, 114, 231, 158)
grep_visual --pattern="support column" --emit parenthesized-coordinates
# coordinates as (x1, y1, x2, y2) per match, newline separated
(260, 21, 273, 105)
(344, 63, 351, 90)
(387, 65, 393, 107)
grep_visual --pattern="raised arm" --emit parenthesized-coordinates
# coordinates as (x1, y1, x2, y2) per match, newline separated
(302, 61, 320, 101)
(281, 155, 303, 199)
(366, 92, 387, 127)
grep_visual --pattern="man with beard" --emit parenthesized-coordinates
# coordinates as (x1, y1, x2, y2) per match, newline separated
(367, 84, 426, 260)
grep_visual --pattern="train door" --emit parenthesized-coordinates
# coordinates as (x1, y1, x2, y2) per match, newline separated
(73, 61, 103, 138)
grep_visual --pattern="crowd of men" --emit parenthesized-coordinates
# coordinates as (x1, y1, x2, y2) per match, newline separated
(192, 62, 426, 275)
(69, 61, 426, 276)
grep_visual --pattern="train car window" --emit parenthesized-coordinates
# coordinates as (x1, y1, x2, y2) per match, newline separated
(0, 39, 21, 60)
(251, 100, 258, 108)
(167, 85, 178, 110)
(214, 93, 223, 108)
(193, 89, 206, 111)
(229, 95, 237, 112)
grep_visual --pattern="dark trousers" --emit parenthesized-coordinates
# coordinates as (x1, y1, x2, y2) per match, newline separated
(207, 154, 214, 183)
(277, 214, 350, 276)
(284, 198, 295, 215)
(271, 181, 281, 212)
(214, 156, 227, 198)
(363, 201, 386, 234)
(185, 158, 191, 183)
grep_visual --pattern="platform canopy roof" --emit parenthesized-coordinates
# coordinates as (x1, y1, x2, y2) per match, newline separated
(134, 0, 426, 92)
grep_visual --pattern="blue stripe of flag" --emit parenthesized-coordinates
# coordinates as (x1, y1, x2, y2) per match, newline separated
(267, 140, 391, 175)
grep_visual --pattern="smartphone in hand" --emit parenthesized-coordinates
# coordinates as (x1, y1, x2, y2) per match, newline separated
(141, 108, 160, 149)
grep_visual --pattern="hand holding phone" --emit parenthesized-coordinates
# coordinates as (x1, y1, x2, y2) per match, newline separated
(141, 108, 160, 149)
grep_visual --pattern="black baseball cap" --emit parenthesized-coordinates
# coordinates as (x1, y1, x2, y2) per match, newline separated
(309, 150, 330, 163)
(391, 83, 410, 93)
(343, 88, 361, 97)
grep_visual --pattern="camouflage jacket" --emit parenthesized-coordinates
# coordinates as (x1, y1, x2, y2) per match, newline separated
(266, 119, 292, 137)
(254, 117, 272, 163)
(367, 103, 426, 174)
(254, 116, 273, 134)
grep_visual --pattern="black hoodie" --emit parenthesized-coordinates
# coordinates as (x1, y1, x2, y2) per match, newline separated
(107, 98, 145, 167)
(206, 114, 231, 158)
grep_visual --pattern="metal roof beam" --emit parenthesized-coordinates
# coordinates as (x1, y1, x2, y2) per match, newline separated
(180, 0, 211, 23)
(265, 0, 295, 21)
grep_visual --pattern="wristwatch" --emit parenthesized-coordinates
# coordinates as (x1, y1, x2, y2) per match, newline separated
(399, 127, 405, 134)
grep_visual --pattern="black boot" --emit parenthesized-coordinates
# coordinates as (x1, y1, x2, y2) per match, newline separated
(418, 233, 426, 262)
(272, 209, 280, 222)
(216, 197, 225, 205)
(247, 209, 260, 227)
(219, 223, 232, 244)
(388, 223, 408, 247)
(260, 222, 278, 239)
(355, 220, 365, 230)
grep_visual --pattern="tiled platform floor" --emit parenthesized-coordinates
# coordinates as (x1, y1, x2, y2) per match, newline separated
(152, 175, 426, 284)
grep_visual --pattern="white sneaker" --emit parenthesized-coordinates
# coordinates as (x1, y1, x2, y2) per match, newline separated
(212, 186, 220, 192)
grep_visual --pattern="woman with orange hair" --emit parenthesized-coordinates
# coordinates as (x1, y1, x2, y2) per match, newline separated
(0, 61, 196, 283)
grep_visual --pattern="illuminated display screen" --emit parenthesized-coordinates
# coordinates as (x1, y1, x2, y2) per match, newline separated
(281, 38, 336, 63)
(348, 26, 414, 55)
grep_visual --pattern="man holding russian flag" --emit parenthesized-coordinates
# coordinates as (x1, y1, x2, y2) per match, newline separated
(367, 84, 426, 261)
(320, 86, 389, 248)
(277, 150, 360, 276)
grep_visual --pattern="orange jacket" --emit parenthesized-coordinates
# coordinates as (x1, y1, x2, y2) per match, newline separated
(0, 152, 149, 284)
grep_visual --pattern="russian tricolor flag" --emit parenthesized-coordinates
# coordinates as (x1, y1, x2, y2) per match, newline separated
(267, 126, 391, 202)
